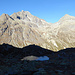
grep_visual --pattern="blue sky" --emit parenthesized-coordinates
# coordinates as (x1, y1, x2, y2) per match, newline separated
(0, 0, 75, 23)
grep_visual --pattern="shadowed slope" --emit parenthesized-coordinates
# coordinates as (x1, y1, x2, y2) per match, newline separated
(0, 44, 75, 74)
(0, 43, 75, 59)
(0, 43, 54, 58)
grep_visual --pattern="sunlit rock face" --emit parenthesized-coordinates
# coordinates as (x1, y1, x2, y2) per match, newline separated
(0, 10, 75, 51)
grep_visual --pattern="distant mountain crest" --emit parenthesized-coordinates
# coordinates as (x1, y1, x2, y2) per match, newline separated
(59, 14, 75, 22)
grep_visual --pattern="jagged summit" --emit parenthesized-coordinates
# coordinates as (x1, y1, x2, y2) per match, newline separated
(0, 13, 10, 21)
(21, 10, 30, 13)
(0, 13, 14, 22)
(0, 13, 10, 18)
(10, 10, 49, 27)
(11, 10, 32, 20)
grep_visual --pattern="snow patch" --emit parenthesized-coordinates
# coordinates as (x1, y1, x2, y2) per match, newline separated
(50, 40, 58, 47)
(64, 47, 66, 49)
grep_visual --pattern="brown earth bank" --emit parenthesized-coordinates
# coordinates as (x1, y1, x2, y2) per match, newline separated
(0, 44, 75, 75)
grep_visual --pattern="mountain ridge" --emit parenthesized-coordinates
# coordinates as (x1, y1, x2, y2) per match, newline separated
(1, 11, 75, 23)
(0, 10, 75, 51)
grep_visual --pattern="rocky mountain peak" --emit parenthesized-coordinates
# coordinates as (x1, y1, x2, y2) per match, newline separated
(11, 10, 32, 20)
(0, 13, 14, 22)
(59, 14, 75, 22)
(10, 10, 49, 27)
(21, 10, 24, 12)
(21, 10, 30, 14)
(64, 14, 70, 17)
(0, 13, 10, 21)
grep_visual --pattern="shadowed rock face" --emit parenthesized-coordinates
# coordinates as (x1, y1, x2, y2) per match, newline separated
(0, 44, 75, 74)
(0, 10, 75, 51)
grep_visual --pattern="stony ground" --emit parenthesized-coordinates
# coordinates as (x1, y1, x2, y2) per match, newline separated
(0, 44, 75, 75)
